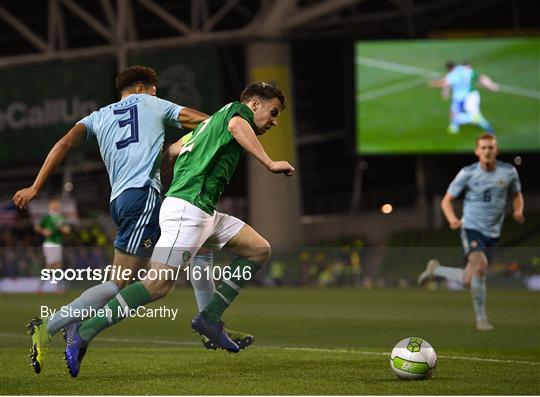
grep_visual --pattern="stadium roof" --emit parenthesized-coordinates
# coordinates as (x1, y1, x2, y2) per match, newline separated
(1, 0, 537, 68)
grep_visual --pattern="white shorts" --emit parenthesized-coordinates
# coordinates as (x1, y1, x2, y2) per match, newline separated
(43, 242, 63, 265)
(151, 197, 245, 268)
(464, 91, 481, 116)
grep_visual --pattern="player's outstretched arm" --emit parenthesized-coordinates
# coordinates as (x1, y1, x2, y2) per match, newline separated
(479, 75, 499, 92)
(12, 123, 87, 209)
(161, 139, 183, 180)
(178, 107, 209, 131)
(440, 192, 462, 230)
(228, 116, 295, 177)
(428, 79, 447, 88)
(512, 192, 525, 223)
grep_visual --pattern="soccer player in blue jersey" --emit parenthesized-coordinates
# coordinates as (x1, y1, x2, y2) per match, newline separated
(430, 61, 499, 135)
(418, 133, 524, 330)
(12, 65, 251, 373)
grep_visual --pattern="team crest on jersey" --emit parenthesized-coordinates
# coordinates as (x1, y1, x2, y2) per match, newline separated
(143, 238, 153, 249)
(497, 178, 505, 188)
(183, 251, 192, 263)
(471, 240, 478, 248)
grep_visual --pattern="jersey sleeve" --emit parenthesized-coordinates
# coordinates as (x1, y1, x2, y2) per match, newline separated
(78, 111, 99, 141)
(154, 97, 184, 128)
(509, 166, 522, 193)
(447, 167, 470, 197)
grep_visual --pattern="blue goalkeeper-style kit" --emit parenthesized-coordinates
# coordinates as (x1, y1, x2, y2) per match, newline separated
(447, 160, 521, 260)
(78, 94, 184, 256)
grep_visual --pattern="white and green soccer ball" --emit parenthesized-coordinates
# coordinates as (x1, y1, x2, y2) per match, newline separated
(390, 337, 437, 380)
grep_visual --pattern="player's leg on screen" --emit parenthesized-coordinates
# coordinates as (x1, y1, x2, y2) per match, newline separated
(466, 91, 495, 134)
(448, 105, 460, 134)
(463, 250, 493, 330)
(473, 112, 495, 134)
(190, 250, 255, 350)
(64, 262, 176, 377)
(197, 224, 270, 324)
(453, 112, 473, 126)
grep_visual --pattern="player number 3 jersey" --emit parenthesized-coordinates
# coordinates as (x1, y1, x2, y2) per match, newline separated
(78, 94, 184, 201)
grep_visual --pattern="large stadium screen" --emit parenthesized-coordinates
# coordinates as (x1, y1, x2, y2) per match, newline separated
(355, 38, 540, 154)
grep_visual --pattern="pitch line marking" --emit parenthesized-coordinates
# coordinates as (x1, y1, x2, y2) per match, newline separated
(356, 56, 540, 100)
(357, 77, 427, 102)
(2, 332, 539, 366)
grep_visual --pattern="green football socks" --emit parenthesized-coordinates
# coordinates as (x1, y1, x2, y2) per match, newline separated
(202, 258, 262, 322)
(78, 281, 152, 342)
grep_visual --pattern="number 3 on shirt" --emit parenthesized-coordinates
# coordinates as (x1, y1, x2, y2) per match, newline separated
(114, 105, 139, 149)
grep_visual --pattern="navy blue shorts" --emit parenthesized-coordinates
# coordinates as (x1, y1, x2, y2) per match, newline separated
(460, 228, 499, 264)
(110, 186, 161, 258)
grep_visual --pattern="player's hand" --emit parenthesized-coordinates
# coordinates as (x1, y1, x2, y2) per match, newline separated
(61, 224, 72, 234)
(449, 219, 462, 230)
(513, 212, 525, 224)
(269, 161, 295, 177)
(12, 186, 38, 209)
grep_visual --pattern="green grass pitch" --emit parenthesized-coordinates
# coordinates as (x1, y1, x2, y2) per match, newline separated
(1, 288, 539, 395)
(355, 38, 540, 154)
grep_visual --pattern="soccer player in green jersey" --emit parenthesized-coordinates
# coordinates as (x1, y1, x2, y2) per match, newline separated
(430, 61, 498, 134)
(65, 82, 294, 376)
(36, 198, 71, 293)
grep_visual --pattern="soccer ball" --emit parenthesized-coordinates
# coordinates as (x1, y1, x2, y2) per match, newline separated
(390, 337, 437, 380)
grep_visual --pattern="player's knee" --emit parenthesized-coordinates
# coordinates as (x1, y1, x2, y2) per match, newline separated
(475, 262, 487, 277)
(469, 253, 487, 276)
(260, 240, 272, 265)
(249, 239, 271, 266)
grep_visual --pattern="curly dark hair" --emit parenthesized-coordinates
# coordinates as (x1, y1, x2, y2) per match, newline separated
(116, 65, 158, 93)
(240, 82, 286, 110)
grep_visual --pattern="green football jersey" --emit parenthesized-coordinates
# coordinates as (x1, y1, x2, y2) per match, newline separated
(469, 70, 479, 92)
(40, 213, 66, 244)
(167, 101, 255, 214)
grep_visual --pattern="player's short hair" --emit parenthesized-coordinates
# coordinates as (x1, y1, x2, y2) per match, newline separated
(116, 65, 158, 93)
(445, 61, 455, 71)
(240, 82, 286, 110)
(476, 133, 496, 146)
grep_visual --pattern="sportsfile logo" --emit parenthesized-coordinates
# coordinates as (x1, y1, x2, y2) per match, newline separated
(40, 265, 182, 284)
(40, 264, 251, 284)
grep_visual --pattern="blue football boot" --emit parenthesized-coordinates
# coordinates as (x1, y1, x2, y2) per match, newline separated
(64, 323, 88, 378)
(191, 313, 239, 353)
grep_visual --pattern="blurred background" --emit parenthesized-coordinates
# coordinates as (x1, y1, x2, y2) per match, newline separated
(1, 0, 539, 291)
